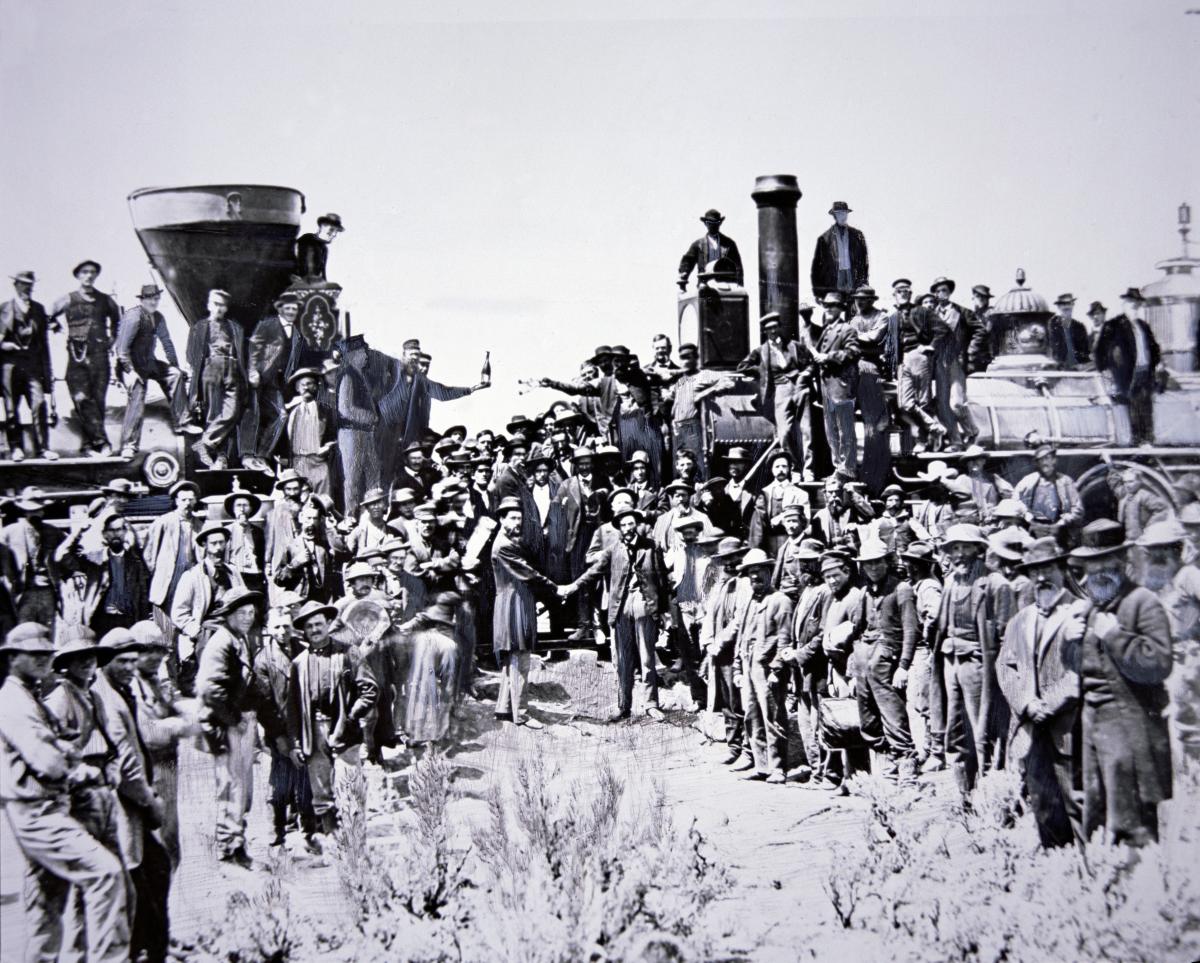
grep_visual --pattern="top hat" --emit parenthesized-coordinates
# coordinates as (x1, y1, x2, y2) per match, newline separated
(1069, 519, 1131, 559)
(316, 213, 345, 231)
(828, 201, 852, 214)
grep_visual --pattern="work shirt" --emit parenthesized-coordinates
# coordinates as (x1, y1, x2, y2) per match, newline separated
(291, 399, 323, 454)
(0, 675, 71, 802)
(304, 647, 339, 717)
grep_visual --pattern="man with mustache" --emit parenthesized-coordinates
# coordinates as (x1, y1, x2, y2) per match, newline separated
(995, 537, 1086, 848)
(1070, 519, 1173, 845)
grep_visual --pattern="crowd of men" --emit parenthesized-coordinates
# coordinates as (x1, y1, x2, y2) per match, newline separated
(0, 204, 1194, 963)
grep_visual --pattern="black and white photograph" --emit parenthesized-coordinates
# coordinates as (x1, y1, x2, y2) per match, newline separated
(1, 1, 1198, 960)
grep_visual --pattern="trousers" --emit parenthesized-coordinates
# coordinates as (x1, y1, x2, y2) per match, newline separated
(769, 380, 815, 479)
(294, 452, 332, 497)
(822, 395, 857, 478)
(199, 356, 244, 451)
(212, 712, 256, 855)
(934, 355, 978, 446)
(130, 828, 171, 963)
(906, 646, 934, 758)
(670, 601, 708, 709)
(7, 796, 130, 963)
(856, 363, 891, 494)
(65, 346, 110, 451)
(611, 606, 658, 714)
(742, 662, 789, 775)
(1021, 727, 1084, 849)
(496, 650, 531, 722)
(339, 426, 379, 517)
(713, 661, 747, 759)
(1, 357, 49, 454)
(306, 715, 363, 817)
(854, 640, 915, 760)
(943, 650, 985, 791)
(120, 361, 185, 452)
(1082, 701, 1162, 846)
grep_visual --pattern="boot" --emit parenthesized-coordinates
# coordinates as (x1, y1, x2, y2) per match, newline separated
(270, 803, 287, 847)
(300, 812, 323, 853)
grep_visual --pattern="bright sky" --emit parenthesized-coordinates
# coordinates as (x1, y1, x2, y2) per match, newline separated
(2, 0, 1197, 433)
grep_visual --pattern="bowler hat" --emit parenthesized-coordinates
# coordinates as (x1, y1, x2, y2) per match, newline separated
(1069, 519, 1130, 559)
(828, 201, 852, 214)
(929, 276, 956, 294)
(10, 271, 35, 285)
(52, 627, 113, 669)
(0, 622, 55, 655)
(136, 284, 163, 299)
(72, 260, 101, 278)
(1018, 536, 1070, 571)
(1087, 301, 1107, 315)
(291, 600, 338, 628)
(316, 212, 345, 231)
(223, 490, 262, 517)
(701, 208, 724, 223)
(737, 548, 774, 571)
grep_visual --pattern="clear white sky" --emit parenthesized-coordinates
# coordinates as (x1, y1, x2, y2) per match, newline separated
(2, 0, 1197, 432)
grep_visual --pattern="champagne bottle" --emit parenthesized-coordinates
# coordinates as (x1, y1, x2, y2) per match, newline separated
(481, 350, 492, 386)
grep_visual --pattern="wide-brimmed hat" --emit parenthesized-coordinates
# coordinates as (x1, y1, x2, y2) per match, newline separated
(130, 620, 170, 650)
(274, 469, 304, 488)
(223, 491, 262, 517)
(291, 600, 338, 628)
(857, 538, 890, 563)
(988, 529, 1034, 564)
(972, 284, 992, 298)
(611, 507, 644, 527)
(14, 486, 49, 512)
(713, 537, 749, 560)
(724, 446, 750, 463)
(626, 450, 651, 468)
(960, 444, 988, 462)
(1054, 293, 1076, 307)
(915, 460, 957, 484)
(737, 548, 774, 572)
(317, 212, 345, 231)
(72, 259, 102, 278)
(506, 413, 535, 434)
(10, 270, 35, 285)
(900, 541, 935, 565)
(0, 622, 55, 655)
(52, 627, 113, 669)
(992, 498, 1028, 521)
(496, 496, 523, 516)
(673, 513, 706, 533)
(701, 208, 725, 223)
(1137, 519, 1190, 548)
(941, 523, 988, 548)
(212, 588, 263, 619)
(345, 561, 376, 581)
(1018, 536, 1071, 571)
(136, 284, 164, 299)
(929, 276, 956, 294)
(663, 480, 693, 497)
(287, 366, 323, 388)
(585, 345, 614, 366)
(195, 521, 230, 544)
(1069, 519, 1131, 559)
(605, 487, 635, 507)
(99, 627, 146, 656)
(881, 484, 905, 499)
(944, 476, 976, 503)
(359, 487, 386, 508)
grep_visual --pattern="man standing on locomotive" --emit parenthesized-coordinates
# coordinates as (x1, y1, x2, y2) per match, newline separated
(48, 259, 120, 456)
(0, 270, 57, 461)
(116, 283, 190, 457)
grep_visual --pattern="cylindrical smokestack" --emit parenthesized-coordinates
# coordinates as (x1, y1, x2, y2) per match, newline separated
(751, 175, 802, 342)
